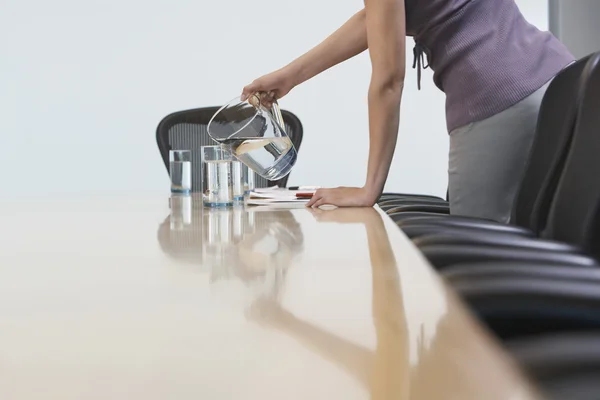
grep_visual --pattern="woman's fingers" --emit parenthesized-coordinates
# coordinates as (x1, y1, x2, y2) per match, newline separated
(306, 189, 323, 207)
(241, 86, 254, 101)
(258, 91, 276, 108)
(241, 80, 263, 101)
(260, 91, 276, 101)
(248, 93, 261, 108)
(242, 86, 277, 109)
(242, 76, 275, 102)
(311, 198, 328, 208)
(305, 195, 319, 207)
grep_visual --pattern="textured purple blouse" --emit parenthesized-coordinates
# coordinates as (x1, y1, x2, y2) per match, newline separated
(405, 0, 575, 132)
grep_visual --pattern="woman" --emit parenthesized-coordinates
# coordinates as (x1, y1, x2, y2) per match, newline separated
(241, 0, 574, 222)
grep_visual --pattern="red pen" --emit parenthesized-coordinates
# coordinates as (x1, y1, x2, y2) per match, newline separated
(295, 192, 314, 199)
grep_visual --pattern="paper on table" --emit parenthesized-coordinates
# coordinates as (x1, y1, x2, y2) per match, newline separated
(245, 202, 309, 210)
(246, 188, 316, 206)
(251, 186, 280, 193)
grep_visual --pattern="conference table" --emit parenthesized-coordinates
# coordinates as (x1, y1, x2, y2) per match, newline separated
(0, 194, 542, 399)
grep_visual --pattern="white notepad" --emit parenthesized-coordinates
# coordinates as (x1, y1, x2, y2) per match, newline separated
(245, 188, 316, 206)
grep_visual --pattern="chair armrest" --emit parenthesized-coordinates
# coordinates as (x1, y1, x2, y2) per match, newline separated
(379, 199, 448, 210)
(506, 333, 600, 385)
(380, 192, 444, 201)
(390, 212, 451, 224)
(420, 244, 597, 270)
(398, 215, 507, 228)
(453, 276, 600, 340)
(442, 262, 600, 283)
(414, 232, 579, 252)
(386, 204, 450, 215)
(400, 223, 533, 239)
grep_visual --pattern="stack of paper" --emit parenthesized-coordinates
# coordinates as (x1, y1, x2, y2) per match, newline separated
(246, 187, 316, 206)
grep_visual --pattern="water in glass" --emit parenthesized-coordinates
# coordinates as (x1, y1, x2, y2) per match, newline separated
(203, 159, 233, 207)
(170, 160, 192, 194)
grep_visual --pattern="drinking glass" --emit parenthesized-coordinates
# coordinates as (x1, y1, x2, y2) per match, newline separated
(201, 145, 234, 207)
(207, 94, 297, 181)
(170, 150, 192, 194)
(242, 164, 256, 194)
(231, 159, 245, 202)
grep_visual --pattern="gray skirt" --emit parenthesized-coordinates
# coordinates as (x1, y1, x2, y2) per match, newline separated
(448, 80, 551, 223)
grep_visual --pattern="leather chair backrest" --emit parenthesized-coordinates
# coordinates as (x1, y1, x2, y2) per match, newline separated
(543, 52, 600, 258)
(512, 55, 593, 232)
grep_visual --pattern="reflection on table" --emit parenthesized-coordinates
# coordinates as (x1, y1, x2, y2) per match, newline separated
(158, 195, 304, 302)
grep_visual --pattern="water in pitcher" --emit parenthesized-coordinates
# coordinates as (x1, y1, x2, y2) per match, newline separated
(223, 137, 297, 181)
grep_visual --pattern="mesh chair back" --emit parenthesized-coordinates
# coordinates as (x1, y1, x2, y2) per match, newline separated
(156, 107, 303, 191)
(512, 54, 593, 232)
(544, 52, 600, 257)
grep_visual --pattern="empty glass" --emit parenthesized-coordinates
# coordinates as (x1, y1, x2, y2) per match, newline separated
(170, 150, 192, 194)
(201, 145, 234, 207)
(207, 94, 297, 181)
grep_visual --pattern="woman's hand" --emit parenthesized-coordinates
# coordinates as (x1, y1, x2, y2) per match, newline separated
(241, 68, 297, 108)
(306, 187, 378, 208)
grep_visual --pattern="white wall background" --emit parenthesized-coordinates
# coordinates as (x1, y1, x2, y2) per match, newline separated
(0, 0, 548, 197)
(550, 0, 600, 58)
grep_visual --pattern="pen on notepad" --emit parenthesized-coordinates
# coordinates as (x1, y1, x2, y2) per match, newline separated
(288, 186, 320, 191)
(295, 192, 315, 199)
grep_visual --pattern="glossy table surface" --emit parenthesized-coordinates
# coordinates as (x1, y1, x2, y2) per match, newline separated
(0, 194, 541, 399)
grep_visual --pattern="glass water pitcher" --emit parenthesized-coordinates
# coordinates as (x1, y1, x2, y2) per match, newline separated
(207, 94, 297, 181)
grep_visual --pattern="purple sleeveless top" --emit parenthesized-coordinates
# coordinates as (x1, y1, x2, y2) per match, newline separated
(406, 0, 575, 132)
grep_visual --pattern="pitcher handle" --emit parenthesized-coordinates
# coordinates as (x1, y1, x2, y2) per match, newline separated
(269, 100, 286, 131)
(250, 92, 286, 131)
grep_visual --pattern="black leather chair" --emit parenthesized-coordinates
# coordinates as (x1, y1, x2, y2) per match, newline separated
(416, 52, 600, 269)
(424, 64, 600, 396)
(379, 192, 445, 202)
(378, 188, 448, 210)
(449, 274, 600, 340)
(156, 107, 303, 191)
(507, 333, 600, 400)
(392, 53, 596, 239)
(378, 188, 449, 212)
(443, 263, 600, 394)
(377, 198, 450, 216)
(377, 187, 449, 215)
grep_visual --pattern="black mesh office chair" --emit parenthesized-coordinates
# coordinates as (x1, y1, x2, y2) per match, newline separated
(156, 107, 303, 191)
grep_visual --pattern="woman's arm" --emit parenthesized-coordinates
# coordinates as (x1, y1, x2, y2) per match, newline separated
(243, 10, 368, 100)
(307, 0, 406, 208)
(363, 0, 406, 196)
(289, 9, 368, 86)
